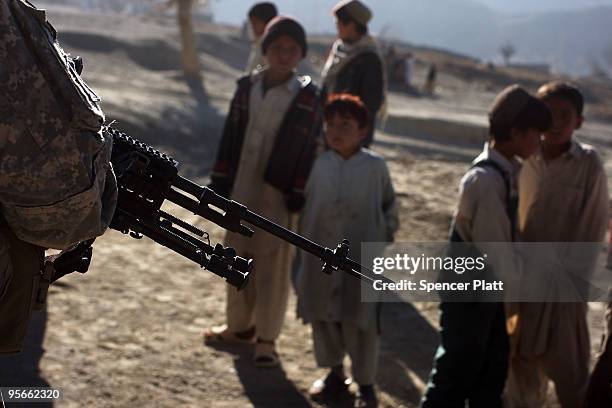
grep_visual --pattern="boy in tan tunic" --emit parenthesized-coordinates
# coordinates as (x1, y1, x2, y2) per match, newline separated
(204, 17, 322, 367)
(506, 82, 609, 407)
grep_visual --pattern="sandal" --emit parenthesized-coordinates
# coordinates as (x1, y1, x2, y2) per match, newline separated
(253, 340, 279, 368)
(203, 325, 256, 345)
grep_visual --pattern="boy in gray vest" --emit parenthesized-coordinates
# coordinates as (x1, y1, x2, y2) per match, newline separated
(421, 85, 551, 407)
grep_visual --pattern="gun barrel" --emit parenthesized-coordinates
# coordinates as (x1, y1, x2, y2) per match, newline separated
(172, 176, 392, 285)
(240, 207, 392, 285)
(107, 127, 391, 288)
(166, 181, 253, 237)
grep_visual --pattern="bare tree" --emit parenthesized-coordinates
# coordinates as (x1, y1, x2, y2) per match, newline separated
(500, 43, 516, 66)
(167, 0, 202, 80)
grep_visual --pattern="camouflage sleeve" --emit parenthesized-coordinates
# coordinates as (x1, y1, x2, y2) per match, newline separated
(0, 0, 117, 249)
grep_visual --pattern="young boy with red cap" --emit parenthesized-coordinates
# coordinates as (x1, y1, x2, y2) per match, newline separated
(296, 93, 399, 408)
(205, 16, 323, 368)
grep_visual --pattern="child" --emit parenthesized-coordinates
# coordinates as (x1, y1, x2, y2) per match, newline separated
(421, 85, 552, 407)
(423, 63, 437, 95)
(296, 93, 399, 408)
(506, 82, 609, 407)
(245, 2, 277, 73)
(322, 0, 386, 147)
(204, 16, 322, 368)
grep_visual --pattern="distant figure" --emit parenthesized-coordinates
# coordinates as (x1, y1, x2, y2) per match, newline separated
(423, 63, 437, 95)
(403, 53, 414, 90)
(244, 2, 277, 74)
(297, 94, 399, 408)
(205, 17, 322, 368)
(384, 46, 397, 82)
(321, 0, 386, 148)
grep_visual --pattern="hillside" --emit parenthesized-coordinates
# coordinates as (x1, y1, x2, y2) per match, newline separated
(39, 0, 612, 75)
(213, 0, 612, 76)
(476, 0, 612, 14)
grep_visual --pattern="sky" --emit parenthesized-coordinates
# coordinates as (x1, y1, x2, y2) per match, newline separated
(210, 0, 612, 26)
(475, 0, 612, 13)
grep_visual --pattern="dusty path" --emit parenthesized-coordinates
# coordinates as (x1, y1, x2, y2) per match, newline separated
(0, 132, 466, 408)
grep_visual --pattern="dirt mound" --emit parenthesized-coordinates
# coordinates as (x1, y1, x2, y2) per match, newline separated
(60, 31, 182, 72)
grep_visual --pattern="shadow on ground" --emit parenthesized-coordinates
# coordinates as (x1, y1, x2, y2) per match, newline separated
(205, 342, 311, 407)
(59, 31, 182, 72)
(60, 30, 226, 181)
(104, 75, 224, 181)
(0, 310, 53, 408)
(377, 302, 439, 405)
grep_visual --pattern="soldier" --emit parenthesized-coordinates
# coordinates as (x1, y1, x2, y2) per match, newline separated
(0, 0, 117, 353)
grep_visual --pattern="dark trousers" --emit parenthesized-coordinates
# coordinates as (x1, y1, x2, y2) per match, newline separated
(421, 301, 509, 408)
(0, 223, 44, 354)
(584, 333, 612, 408)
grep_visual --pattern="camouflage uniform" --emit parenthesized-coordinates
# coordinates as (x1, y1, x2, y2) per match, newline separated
(0, 0, 117, 353)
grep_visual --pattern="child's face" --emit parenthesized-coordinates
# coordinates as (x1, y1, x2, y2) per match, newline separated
(265, 35, 302, 76)
(335, 18, 357, 42)
(324, 113, 366, 159)
(512, 128, 542, 159)
(541, 96, 582, 146)
(250, 17, 266, 38)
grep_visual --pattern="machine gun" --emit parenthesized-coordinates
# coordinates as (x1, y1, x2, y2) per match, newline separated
(107, 126, 251, 289)
(54, 126, 391, 290)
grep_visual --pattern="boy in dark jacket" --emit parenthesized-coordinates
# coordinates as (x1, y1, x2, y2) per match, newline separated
(204, 16, 322, 368)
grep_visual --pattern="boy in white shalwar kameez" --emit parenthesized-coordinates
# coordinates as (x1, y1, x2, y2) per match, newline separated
(296, 93, 399, 408)
(507, 82, 609, 408)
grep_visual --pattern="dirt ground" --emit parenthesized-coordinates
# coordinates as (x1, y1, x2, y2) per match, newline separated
(2, 5, 612, 407)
